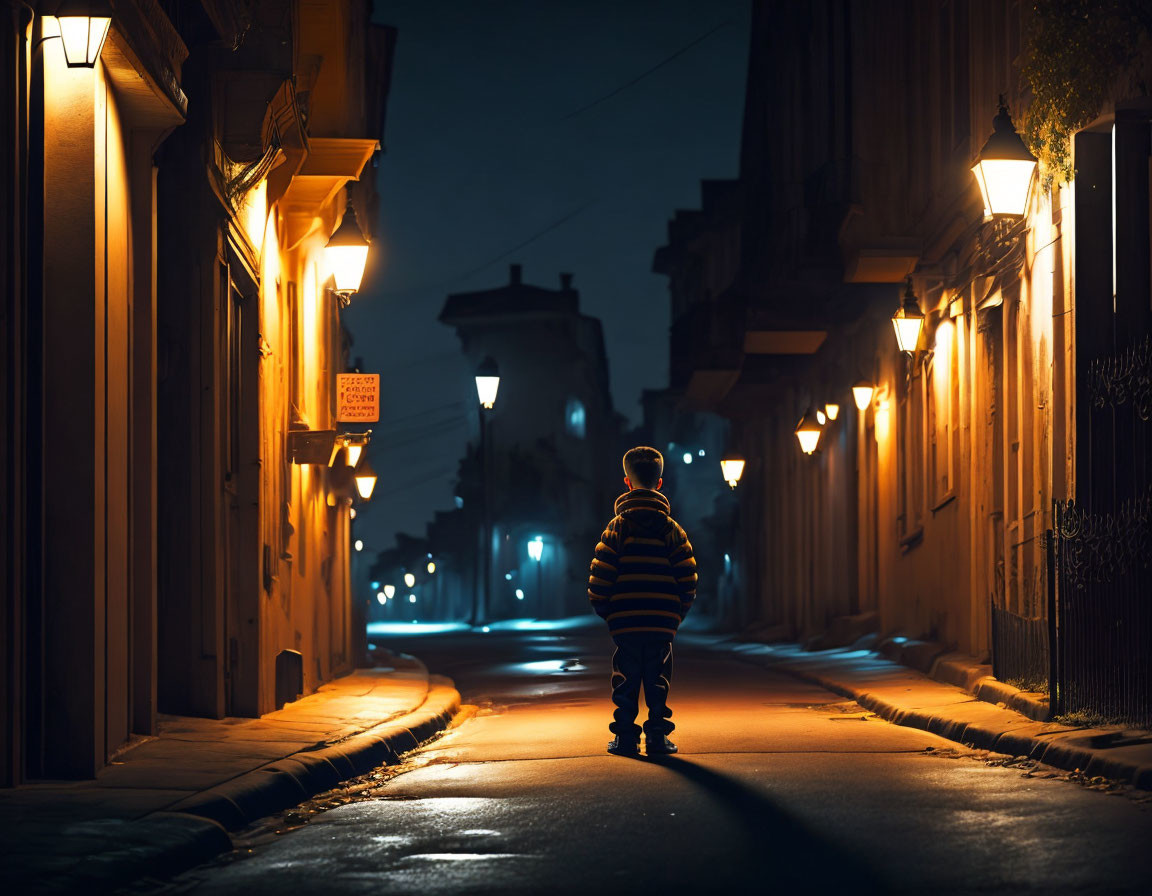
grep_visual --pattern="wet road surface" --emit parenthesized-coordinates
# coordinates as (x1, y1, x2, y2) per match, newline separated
(165, 622, 1152, 894)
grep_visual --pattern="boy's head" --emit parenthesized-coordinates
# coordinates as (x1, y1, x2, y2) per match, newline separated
(623, 446, 663, 491)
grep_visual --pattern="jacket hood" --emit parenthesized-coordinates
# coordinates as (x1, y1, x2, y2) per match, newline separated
(614, 488, 672, 535)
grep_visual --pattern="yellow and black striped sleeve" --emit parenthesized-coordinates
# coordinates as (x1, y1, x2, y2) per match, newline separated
(669, 524, 697, 616)
(588, 519, 621, 616)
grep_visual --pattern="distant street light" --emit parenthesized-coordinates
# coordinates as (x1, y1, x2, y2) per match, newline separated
(426, 561, 436, 574)
(824, 403, 840, 421)
(383, 584, 396, 599)
(528, 536, 543, 563)
(354, 539, 364, 552)
(852, 379, 875, 411)
(473, 357, 500, 626)
(892, 278, 925, 354)
(795, 408, 823, 455)
(324, 191, 371, 306)
(376, 592, 386, 605)
(404, 572, 415, 588)
(971, 99, 1037, 218)
(720, 452, 745, 489)
(474, 356, 500, 409)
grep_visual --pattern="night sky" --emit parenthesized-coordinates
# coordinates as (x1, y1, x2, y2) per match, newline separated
(346, 0, 749, 553)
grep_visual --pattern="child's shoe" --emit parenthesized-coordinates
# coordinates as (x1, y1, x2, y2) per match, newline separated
(607, 736, 640, 756)
(646, 735, 678, 756)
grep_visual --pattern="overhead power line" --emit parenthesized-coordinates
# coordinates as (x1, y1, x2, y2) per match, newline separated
(561, 20, 733, 121)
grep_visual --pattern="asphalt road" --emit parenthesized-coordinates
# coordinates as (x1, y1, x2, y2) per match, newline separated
(168, 622, 1152, 895)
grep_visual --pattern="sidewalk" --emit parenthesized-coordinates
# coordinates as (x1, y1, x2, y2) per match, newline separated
(703, 634, 1152, 790)
(0, 652, 461, 895)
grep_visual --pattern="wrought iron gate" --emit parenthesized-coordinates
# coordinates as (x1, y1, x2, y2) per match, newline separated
(1046, 334, 1152, 727)
(1048, 494, 1152, 726)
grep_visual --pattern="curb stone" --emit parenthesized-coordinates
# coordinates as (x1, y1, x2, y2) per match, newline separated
(167, 682, 461, 831)
(720, 642, 1152, 790)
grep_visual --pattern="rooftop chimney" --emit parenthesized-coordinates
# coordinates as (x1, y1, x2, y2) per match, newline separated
(560, 272, 573, 291)
(509, 263, 522, 285)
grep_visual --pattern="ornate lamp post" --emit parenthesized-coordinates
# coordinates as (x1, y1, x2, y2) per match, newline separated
(473, 357, 500, 626)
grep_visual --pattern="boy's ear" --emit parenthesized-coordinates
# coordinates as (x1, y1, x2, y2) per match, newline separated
(623, 476, 632, 490)
(657, 477, 663, 490)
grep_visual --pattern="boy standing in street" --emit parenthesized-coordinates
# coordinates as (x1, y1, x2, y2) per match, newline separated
(588, 446, 697, 756)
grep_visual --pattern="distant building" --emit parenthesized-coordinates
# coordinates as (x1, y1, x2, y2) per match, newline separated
(438, 264, 623, 618)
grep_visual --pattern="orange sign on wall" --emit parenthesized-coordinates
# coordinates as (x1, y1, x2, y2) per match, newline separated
(337, 374, 380, 422)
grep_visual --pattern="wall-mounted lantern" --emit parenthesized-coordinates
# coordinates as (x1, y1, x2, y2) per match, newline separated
(795, 408, 823, 455)
(324, 192, 370, 307)
(824, 403, 840, 421)
(57, 1, 112, 68)
(475, 356, 500, 409)
(720, 452, 745, 489)
(971, 99, 1037, 218)
(891, 278, 925, 354)
(354, 458, 376, 500)
(852, 379, 875, 411)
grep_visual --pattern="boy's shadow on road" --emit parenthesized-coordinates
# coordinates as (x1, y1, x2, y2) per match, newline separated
(636, 754, 885, 893)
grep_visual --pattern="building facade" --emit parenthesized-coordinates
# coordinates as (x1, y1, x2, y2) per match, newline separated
(2, 0, 393, 784)
(661, 0, 1152, 714)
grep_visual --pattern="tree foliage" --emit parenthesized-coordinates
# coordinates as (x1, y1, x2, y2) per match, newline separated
(1020, 0, 1152, 186)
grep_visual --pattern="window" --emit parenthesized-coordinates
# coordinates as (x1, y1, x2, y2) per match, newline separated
(565, 398, 586, 438)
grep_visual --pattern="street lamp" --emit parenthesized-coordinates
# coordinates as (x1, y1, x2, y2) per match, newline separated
(473, 357, 500, 626)
(824, 403, 840, 421)
(426, 561, 436, 574)
(324, 190, 370, 307)
(795, 408, 823, 455)
(404, 572, 415, 588)
(383, 584, 396, 599)
(475, 356, 500, 409)
(353, 458, 376, 500)
(852, 379, 875, 411)
(56, 1, 112, 68)
(891, 278, 924, 354)
(720, 452, 745, 489)
(971, 99, 1037, 218)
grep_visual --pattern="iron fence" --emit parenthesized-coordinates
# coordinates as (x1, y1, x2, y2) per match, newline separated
(989, 602, 1050, 693)
(1048, 494, 1152, 726)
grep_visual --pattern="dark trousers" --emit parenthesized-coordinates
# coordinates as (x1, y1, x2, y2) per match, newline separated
(609, 637, 674, 739)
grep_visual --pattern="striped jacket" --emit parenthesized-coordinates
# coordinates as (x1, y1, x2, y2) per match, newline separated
(587, 488, 697, 639)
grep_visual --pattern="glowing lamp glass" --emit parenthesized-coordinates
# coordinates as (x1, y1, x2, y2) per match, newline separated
(852, 383, 875, 411)
(816, 409, 826, 425)
(354, 471, 376, 500)
(404, 573, 415, 588)
(354, 539, 363, 552)
(825, 403, 840, 421)
(58, 14, 111, 68)
(426, 561, 436, 574)
(376, 592, 386, 605)
(475, 376, 500, 408)
(345, 443, 363, 467)
(528, 538, 543, 562)
(720, 456, 745, 489)
(383, 584, 396, 599)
